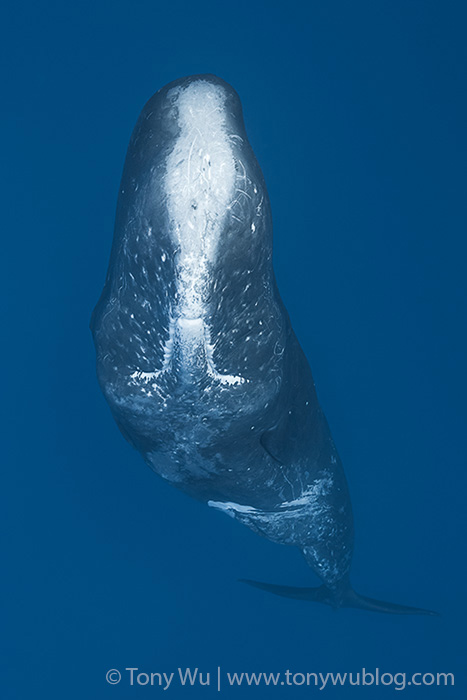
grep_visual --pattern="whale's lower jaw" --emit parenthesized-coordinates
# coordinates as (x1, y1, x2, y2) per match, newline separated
(128, 316, 247, 390)
(165, 80, 237, 323)
(116, 78, 264, 390)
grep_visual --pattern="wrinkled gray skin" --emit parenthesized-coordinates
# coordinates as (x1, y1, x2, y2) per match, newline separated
(91, 76, 432, 614)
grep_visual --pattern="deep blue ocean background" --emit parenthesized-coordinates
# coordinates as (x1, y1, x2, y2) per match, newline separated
(2, 1, 466, 697)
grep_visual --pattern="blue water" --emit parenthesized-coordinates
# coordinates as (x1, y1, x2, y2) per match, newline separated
(2, 1, 466, 697)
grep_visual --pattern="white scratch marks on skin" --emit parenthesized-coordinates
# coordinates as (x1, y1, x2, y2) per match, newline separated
(130, 371, 159, 382)
(208, 472, 343, 581)
(208, 474, 334, 518)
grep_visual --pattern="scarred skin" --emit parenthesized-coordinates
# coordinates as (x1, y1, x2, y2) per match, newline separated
(91, 75, 433, 614)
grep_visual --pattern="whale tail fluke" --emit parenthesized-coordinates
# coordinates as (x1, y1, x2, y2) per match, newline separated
(239, 579, 438, 616)
(340, 587, 438, 616)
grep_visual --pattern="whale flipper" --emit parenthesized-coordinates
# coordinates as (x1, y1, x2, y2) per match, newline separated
(240, 579, 438, 616)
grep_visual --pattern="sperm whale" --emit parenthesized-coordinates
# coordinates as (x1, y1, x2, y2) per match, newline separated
(91, 74, 434, 615)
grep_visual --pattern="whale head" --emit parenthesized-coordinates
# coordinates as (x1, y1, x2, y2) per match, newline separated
(91, 76, 283, 443)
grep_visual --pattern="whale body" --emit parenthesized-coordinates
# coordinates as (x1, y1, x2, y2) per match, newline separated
(91, 75, 433, 614)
